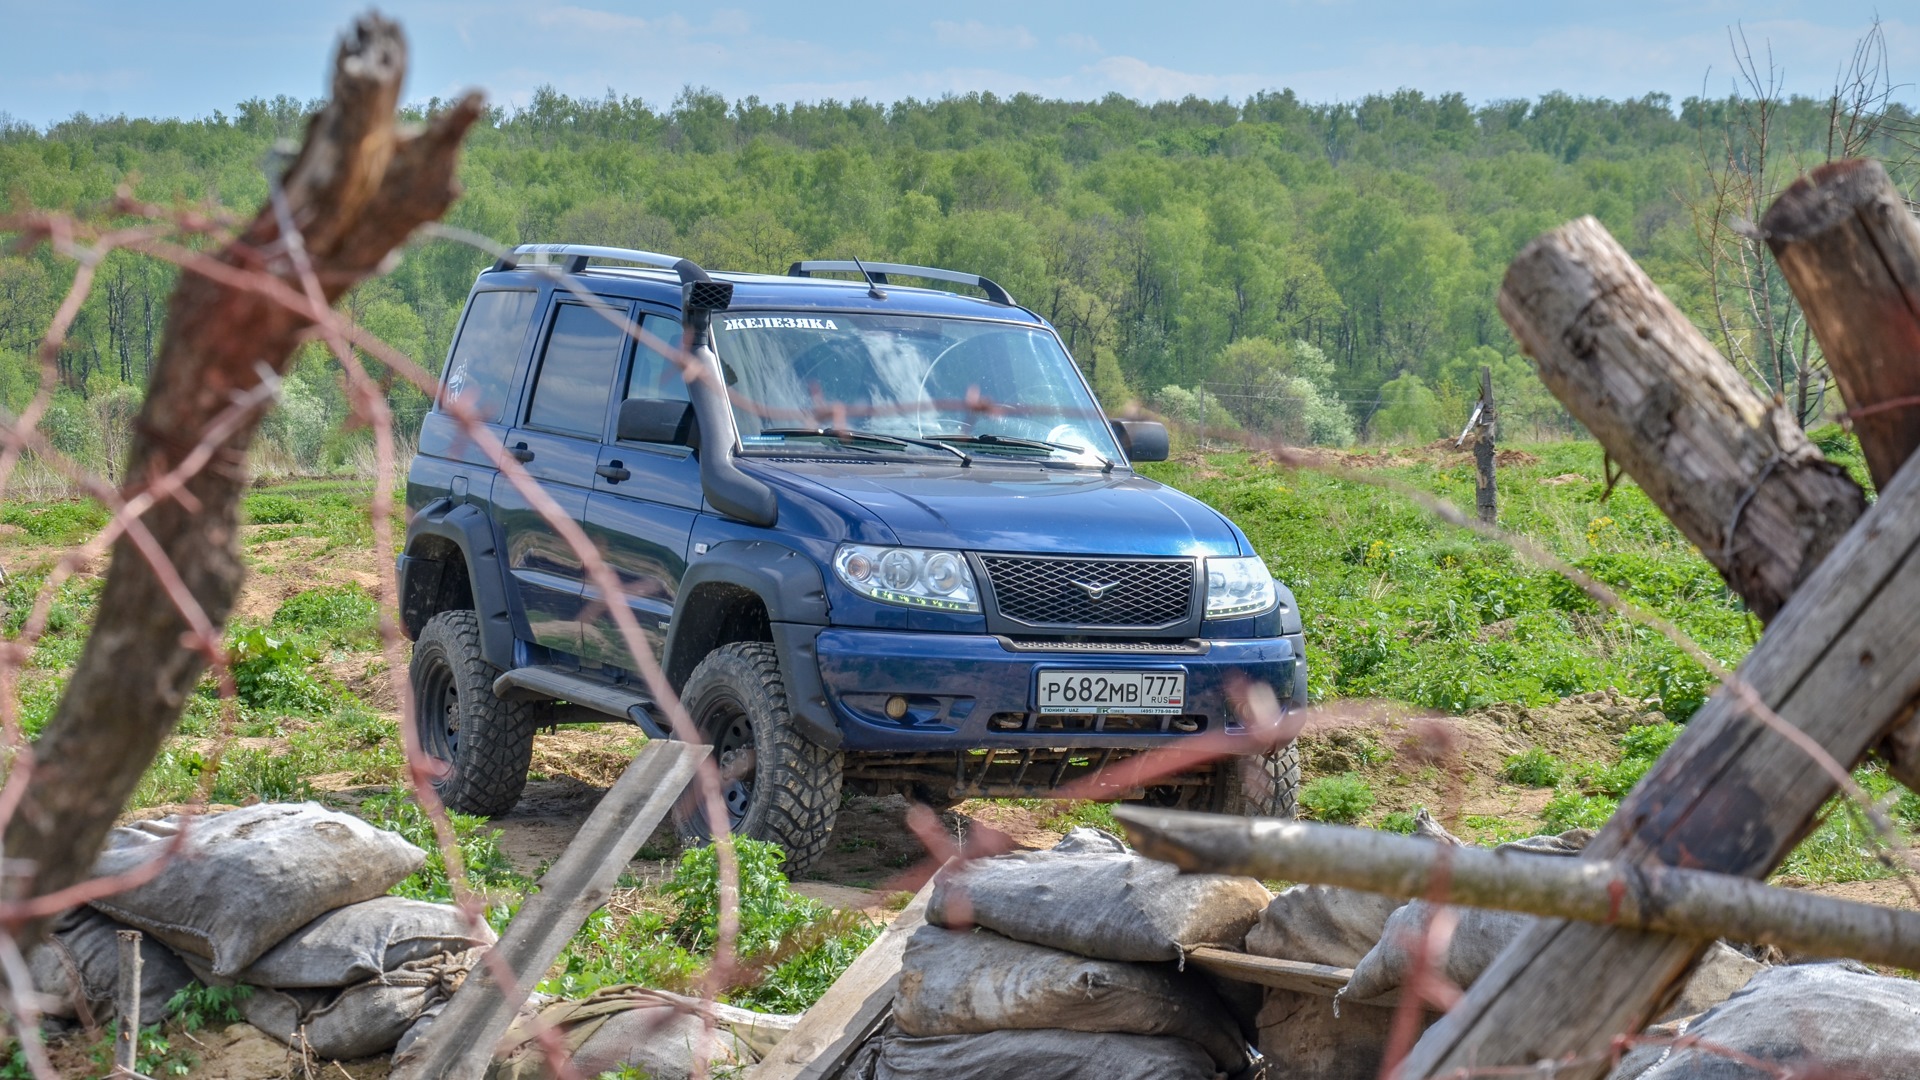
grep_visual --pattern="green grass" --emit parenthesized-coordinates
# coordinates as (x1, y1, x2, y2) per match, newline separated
(1300, 773, 1375, 823)
(1503, 747, 1565, 787)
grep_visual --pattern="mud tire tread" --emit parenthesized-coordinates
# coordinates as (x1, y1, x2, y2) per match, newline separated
(410, 610, 545, 818)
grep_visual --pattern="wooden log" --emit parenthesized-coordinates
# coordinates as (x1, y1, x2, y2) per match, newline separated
(1116, 808, 1920, 970)
(1762, 158, 1920, 788)
(1390, 228, 1920, 1080)
(390, 740, 707, 1080)
(1473, 366, 1496, 525)
(750, 871, 942, 1080)
(1184, 948, 1364, 1000)
(1499, 216, 1866, 623)
(1763, 158, 1920, 492)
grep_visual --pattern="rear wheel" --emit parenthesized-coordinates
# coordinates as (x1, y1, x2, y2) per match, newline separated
(409, 610, 546, 817)
(673, 642, 843, 871)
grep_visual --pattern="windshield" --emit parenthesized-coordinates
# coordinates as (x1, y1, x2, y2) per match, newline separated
(712, 311, 1121, 463)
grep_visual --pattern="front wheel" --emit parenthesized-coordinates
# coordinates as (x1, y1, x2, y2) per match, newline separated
(672, 642, 843, 871)
(1131, 741, 1300, 820)
(409, 610, 546, 817)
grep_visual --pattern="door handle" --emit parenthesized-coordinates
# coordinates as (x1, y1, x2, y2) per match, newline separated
(510, 442, 535, 463)
(596, 462, 632, 484)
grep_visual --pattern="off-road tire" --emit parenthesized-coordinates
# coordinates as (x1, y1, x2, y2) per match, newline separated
(1216, 740, 1302, 819)
(409, 610, 546, 817)
(673, 642, 843, 871)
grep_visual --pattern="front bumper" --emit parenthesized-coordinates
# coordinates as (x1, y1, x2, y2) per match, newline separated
(814, 628, 1299, 752)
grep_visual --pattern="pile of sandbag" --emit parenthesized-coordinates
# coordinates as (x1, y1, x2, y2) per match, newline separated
(483, 984, 796, 1080)
(1244, 820, 1767, 1080)
(851, 828, 1271, 1080)
(28, 802, 494, 1061)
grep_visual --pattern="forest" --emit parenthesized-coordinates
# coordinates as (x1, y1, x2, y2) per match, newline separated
(2, 67, 1917, 474)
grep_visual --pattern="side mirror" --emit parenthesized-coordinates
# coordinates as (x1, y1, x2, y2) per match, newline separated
(617, 398, 699, 449)
(1109, 419, 1169, 463)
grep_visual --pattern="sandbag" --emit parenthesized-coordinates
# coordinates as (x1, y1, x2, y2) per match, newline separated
(1606, 962, 1920, 1080)
(1345, 900, 1761, 1015)
(874, 1027, 1219, 1080)
(89, 803, 426, 977)
(27, 908, 194, 1026)
(243, 949, 476, 1060)
(1257, 988, 1401, 1080)
(228, 896, 495, 988)
(487, 986, 759, 1080)
(927, 831, 1269, 962)
(894, 924, 1249, 1072)
(1245, 885, 1404, 967)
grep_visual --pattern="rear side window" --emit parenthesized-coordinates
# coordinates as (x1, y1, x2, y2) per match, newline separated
(625, 315, 687, 402)
(440, 290, 536, 423)
(526, 303, 626, 438)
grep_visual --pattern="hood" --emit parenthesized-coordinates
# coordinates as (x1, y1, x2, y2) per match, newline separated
(750, 459, 1244, 557)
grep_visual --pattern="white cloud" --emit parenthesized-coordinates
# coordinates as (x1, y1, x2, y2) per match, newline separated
(533, 6, 653, 35)
(1085, 56, 1265, 100)
(1058, 32, 1103, 55)
(933, 20, 1038, 51)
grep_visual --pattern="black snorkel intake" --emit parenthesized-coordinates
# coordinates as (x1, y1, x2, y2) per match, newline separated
(675, 260, 779, 528)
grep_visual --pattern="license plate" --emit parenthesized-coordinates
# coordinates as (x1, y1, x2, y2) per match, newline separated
(1036, 670, 1186, 715)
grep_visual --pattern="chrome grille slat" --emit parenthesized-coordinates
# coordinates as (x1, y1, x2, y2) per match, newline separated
(980, 555, 1193, 629)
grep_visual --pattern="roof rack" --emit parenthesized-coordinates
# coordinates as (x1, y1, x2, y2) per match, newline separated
(787, 260, 1014, 306)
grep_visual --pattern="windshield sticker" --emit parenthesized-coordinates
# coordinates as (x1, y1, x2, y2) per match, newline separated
(723, 316, 839, 331)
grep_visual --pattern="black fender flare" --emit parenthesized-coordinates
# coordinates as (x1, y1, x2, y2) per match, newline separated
(664, 540, 840, 749)
(400, 498, 517, 671)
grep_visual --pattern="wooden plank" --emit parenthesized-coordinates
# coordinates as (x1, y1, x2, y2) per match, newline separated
(751, 870, 942, 1080)
(1763, 158, 1920, 492)
(1118, 808, 1920, 969)
(390, 739, 708, 1080)
(1393, 221, 1920, 1080)
(1184, 948, 1365, 1000)
(1498, 215, 1866, 622)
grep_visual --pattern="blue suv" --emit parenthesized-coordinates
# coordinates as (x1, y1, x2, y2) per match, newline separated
(400, 245, 1304, 869)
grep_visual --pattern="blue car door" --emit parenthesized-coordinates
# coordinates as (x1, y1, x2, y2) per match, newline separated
(494, 297, 631, 658)
(581, 311, 702, 670)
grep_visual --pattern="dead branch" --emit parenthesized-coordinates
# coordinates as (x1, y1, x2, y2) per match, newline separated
(2, 15, 480, 934)
(1116, 807, 1920, 971)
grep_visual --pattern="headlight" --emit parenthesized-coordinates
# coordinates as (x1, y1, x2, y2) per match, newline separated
(834, 544, 981, 613)
(1205, 555, 1277, 618)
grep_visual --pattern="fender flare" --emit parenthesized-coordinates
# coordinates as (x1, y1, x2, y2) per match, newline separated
(664, 540, 840, 749)
(400, 498, 518, 671)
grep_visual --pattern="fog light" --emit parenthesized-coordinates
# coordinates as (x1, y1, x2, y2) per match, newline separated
(990, 714, 1025, 731)
(885, 695, 910, 720)
(1171, 717, 1200, 733)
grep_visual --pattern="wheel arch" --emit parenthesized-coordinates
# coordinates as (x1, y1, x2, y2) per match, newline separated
(400, 498, 517, 671)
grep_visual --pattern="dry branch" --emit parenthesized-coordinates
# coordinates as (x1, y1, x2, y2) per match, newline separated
(1499, 215, 1866, 623)
(1116, 808, 1920, 970)
(2, 16, 480, 930)
(1393, 221, 1920, 1080)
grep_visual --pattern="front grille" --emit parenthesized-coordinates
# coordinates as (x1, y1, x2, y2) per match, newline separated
(999, 638, 1207, 654)
(979, 555, 1194, 629)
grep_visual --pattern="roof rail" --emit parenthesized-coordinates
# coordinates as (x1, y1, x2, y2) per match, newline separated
(491, 243, 685, 275)
(787, 260, 1014, 306)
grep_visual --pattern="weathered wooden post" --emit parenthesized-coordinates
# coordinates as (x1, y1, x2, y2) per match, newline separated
(113, 929, 142, 1076)
(1473, 366, 1496, 523)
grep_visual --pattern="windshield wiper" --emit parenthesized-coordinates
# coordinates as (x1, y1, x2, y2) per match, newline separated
(755, 428, 971, 465)
(932, 433, 1112, 471)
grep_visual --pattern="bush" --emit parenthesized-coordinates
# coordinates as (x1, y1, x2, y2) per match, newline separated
(1502, 747, 1564, 787)
(1619, 721, 1681, 761)
(1299, 773, 1375, 823)
(1, 500, 108, 544)
(359, 791, 520, 901)
(243, 493, 305, 524)
(1377, 810, 1418, 834)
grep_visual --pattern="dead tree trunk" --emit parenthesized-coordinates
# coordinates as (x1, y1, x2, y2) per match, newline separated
(1393, 217, 1920, 1080)
(4, 17, 479, 924)
(1762, 158, 1920, 788)
(1498, 216, 1866, 623)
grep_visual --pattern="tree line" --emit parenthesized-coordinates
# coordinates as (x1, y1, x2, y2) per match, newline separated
(2, 71, 1916, 473)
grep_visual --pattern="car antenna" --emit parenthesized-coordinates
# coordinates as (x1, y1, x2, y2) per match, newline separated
(850, 256, 888, 300)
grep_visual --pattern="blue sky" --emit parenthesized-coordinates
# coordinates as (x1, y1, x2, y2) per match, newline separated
(2, 1, 1915, 126)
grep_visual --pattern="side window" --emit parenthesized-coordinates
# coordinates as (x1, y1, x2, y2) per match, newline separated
(439, 290, 536, 423)
(525, 303, 626, 438)
(624, 315, 687, 402)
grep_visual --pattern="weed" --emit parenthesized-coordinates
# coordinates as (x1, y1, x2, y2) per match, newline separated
(1618, 721, 1681, 761)
(167, 982, 252, 1031)
(1299, 773, 1375, 824)
(1502, 747, 1564, 787)
(1, 500, 107, 544)
(359, 791, 521, 901)
(272, 583, 379, 648)
(1542, 790, 1617, 832)
(209, 749, 314, 803)
(227, 626, 330, 714)
(1777, 797, 1897, 885)
(1040, 800, 1120, 834)
(1377, 810, 1418, 834)
(242, 493, 306, 524)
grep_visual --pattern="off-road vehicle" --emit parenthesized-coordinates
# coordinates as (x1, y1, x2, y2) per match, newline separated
(400, 245, 1306, 869)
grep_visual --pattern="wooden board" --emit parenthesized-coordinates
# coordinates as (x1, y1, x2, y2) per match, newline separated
(390, 739, 708, 1080)
(1184, 948, 1384, 1001)
(750, 871, 941, 1080)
